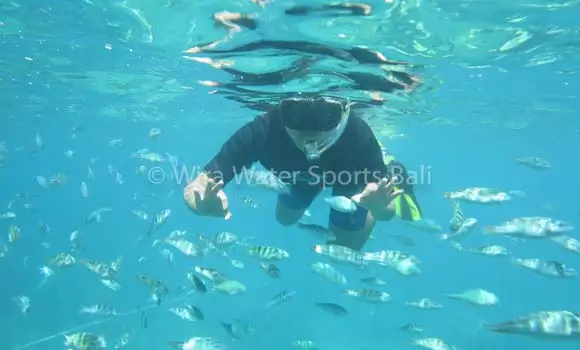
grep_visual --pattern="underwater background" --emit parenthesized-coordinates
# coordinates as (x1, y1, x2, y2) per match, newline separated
(1, 0, 579, 349)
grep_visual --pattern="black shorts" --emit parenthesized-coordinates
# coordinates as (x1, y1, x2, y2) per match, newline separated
(278, 182, 368, 231)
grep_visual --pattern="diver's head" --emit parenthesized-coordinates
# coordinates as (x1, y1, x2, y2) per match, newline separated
(279, 95, 351, 160)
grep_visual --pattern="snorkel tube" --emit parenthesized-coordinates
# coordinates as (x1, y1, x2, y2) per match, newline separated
(303, 103, 350, 160)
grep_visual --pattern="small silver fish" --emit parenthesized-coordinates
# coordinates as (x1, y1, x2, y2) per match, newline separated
(511, 257, 577, 278)
(445, 289, 499, 306)
(313, 244, 366, 267)
(193, 266, 226, 283)
(114, 332, 131, 349)
(360, 277, 386, 285)
(221, 318, 255, 340)
(515, 157, 551, 169)
(147, 209, 171, 236)
(444, 187, 511, 204)
(406, 298, 443, 309)
(315, 302, 348, 316)
(412, 337, 455, 350)
(240, 196, 260, 209)
(168, 337, 222, 350)
(440, 218, 477, 241)
(266, 290, 296, 308)
(311, 262, 347, 284)
(187, 272, 208, 293)
(296, 221, 334, 240)
(200, 231, 239, 251)
(401, 323, 423, 333)
(79, 304, 118, 316)
(80, 181, 88, 197)
(550, 235, 580, 255)
(260, 261, 281, 278)
(488, 310, 580, 338)
(485, 217, 573, 238)
(449, 200, 463, 232)
(324, 196, 357, 213)
(343, 289, 391, 303)
(247, 246, 289, 260)
(13, 295, 31, 314)
(465, 244, 509, 256)
(85, 207, 112, 224)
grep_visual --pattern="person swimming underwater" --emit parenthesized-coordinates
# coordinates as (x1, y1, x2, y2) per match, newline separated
(183, 95, 422, 250)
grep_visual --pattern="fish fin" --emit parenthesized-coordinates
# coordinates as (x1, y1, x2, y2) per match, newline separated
(477, 320, 491, 331)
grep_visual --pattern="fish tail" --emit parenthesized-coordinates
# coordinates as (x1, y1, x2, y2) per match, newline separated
(342, 289, 355, 296)
(168, 341, 184, 349)
(236, 241, 250, 248)
(482, 226, 495, 234)
(96, 336, 107, 348)
(485, 320, 518, 333)
(444, 293, 461, 300)
(477, 319, 492, 331)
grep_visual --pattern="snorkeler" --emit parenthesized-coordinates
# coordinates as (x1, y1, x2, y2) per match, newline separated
(183, 95, 422, 251)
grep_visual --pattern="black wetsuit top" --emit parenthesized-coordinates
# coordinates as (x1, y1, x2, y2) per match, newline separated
(203, 110, 415, 198)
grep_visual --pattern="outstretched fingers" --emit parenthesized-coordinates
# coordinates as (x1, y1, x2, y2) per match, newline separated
(209, 179, 224, 194)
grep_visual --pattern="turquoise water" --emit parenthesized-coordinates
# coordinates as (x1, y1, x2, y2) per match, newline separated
(1, 0, 579, 349)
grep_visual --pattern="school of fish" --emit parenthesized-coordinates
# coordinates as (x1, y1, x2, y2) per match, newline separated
(0, 133, 578, 350)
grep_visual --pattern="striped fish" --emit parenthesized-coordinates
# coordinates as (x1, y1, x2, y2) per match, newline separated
(311, 262, 347, 284)
(266, 290, 296, 308)
(313, 244, 366, 267)
(164, 238, 202, 257)
(147, 209, 171, 236)
(449, 200, 463, 233)
(247, 246, 289, 260)
(343, 289, 391, 303)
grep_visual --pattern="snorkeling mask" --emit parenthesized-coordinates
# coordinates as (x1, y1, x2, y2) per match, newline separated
(279, 96, 351, 160)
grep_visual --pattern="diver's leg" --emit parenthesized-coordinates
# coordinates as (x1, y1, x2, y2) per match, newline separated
(329, 211, 375, 250)
(327, 184, 376, 251)
(276, 184, 321, 226)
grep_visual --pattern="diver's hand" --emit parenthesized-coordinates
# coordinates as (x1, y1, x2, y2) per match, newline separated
(184, 173, 232, 220)
(351, 177, 403, 220)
